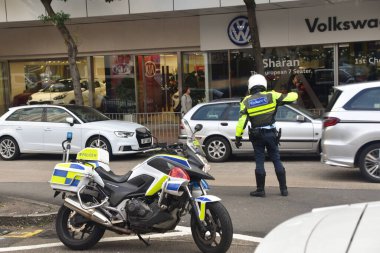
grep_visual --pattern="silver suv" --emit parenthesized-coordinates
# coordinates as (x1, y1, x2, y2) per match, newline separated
(321, 81, 380, 182)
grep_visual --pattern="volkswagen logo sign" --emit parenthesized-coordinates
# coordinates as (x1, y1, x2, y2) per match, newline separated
(227, 16, 251, 46)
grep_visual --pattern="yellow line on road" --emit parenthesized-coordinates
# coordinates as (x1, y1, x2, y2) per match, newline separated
(2, 229, 43, 238)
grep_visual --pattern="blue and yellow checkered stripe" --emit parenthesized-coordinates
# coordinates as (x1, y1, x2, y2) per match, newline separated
(50, 163, 85, 187)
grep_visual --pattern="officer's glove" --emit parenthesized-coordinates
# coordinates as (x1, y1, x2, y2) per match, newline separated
(235, 136, 242, 149)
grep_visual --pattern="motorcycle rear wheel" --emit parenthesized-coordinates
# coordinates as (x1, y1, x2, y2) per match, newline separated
(56, 205, 106, 250)
(191, 202, 233, 253)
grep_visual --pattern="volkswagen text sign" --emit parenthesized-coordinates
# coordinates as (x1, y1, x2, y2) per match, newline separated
(227, 16, 251, 46)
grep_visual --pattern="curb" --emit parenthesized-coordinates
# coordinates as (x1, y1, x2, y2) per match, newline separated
(0, 197, 59, 227)
(0, 213, 57, 227)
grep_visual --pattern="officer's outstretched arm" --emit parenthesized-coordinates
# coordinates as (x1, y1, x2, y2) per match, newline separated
(273, 91, 298, 104)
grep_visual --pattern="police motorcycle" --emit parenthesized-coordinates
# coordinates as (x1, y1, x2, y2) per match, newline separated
(49, 120, 233, 253)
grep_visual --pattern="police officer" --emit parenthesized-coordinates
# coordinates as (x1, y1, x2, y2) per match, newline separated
(235, 74, 298, 197)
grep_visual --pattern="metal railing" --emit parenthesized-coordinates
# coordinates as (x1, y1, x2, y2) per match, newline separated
(105, 112, 182, 144)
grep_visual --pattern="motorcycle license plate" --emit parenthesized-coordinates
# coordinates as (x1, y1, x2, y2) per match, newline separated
(141, 138, 151, 144)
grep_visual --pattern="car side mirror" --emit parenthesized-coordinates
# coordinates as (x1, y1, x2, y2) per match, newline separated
(66, 117, 74, 126)
(296, 115, 306, 122)
(194, 124, 203, 133)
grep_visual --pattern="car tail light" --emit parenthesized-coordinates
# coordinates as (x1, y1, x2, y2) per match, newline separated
(323, 117, 340, 128)
(169, 167, 190, 180)
(180, 122, 184, 130)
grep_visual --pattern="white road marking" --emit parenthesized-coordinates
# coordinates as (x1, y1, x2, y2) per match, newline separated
(0, 226, 262, 252)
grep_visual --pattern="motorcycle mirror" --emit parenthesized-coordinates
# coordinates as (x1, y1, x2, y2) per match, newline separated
(194, 124, 203, 132)
(66, 117, 74, 126)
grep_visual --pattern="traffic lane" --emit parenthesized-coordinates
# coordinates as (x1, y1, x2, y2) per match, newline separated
(1, 154, 380, 191)
(0, 183, 380, 237)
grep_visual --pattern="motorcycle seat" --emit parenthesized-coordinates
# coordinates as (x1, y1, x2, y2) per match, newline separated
(95, 167, 132, 183)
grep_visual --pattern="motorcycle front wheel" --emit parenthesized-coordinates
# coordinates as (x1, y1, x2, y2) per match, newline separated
(56, 205, 106, 250)
(191, 202, 233, 253)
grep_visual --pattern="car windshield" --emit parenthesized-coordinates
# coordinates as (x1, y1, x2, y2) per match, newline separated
(289, 104, 320, 119)
(64, 105, 110, 123)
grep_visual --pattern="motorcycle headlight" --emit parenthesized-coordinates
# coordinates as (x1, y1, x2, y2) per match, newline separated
(114, 131, 134, 138)
(53, 94, 67, 100)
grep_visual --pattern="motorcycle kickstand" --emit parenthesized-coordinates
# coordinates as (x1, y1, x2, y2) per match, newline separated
(137, 234, 150, 247)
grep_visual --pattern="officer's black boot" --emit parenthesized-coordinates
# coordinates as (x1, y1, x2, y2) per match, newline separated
(250, 172, 266, 197)
(276, 171, 288, 196)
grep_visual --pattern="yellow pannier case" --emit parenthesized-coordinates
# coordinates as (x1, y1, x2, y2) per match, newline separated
(50, 162, 93, 193)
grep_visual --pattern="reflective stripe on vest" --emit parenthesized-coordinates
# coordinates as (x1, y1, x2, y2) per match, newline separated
(244, 93, 276, 117)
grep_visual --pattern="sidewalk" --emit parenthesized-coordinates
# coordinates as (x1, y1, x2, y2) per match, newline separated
(0, 196, 58, 227)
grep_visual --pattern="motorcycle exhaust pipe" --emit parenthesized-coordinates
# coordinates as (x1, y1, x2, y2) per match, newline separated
(64, 197, 132, 235)
(64, 197, 112, 227)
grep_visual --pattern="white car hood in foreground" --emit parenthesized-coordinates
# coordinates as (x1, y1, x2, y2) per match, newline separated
(256, 201, 380, 253)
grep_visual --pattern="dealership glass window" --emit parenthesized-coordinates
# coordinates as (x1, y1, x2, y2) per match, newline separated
(103, 54, 137, 113)
(226, 45, 334, 113)
(9, 58, 88, 107)
(0, 62, 5, 115)
(208, 51, 230, 100)
(229, 50, 254, 98)
(338, 41, 380, 83)
(182, 52, 206, 106)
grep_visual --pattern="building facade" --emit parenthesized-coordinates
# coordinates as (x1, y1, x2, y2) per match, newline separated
(0, 0, 379, 115)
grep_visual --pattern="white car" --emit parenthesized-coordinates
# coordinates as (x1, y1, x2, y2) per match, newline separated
(27, 79, 106, 108)
(321, 81, 380, 182)
(180, 99, 322, 162)
(0, 105, 153, 160)
(256, 201, 380, 253)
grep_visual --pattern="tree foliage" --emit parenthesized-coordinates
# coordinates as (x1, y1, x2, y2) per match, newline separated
(39, 11, 69, 26)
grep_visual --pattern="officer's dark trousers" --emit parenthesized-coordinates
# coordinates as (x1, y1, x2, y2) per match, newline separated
(251, 129, 284, 175)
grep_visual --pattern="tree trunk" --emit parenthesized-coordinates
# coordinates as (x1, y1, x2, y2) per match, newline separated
(244, 0, 264, 75)
(40, 0, 84, 105)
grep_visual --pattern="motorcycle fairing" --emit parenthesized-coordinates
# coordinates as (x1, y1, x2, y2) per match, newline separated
(154, 155, 191, 168)
(145, 175, 169, 196)
(147, 155, 214, 181)
(162, 178, 189, 196)
(194, 195, 221, 221)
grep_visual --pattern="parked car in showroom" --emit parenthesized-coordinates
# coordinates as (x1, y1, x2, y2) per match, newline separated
(321, 81, 380, 182)
(179, 99, 322, 162)
(12, 79, 56, 106)
(0, 105, 153, 160)
(27, 79, 106, 108)
(256, 201, 380, 253)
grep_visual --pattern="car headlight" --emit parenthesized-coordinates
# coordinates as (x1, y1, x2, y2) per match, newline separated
(114, 131, 135, 138)
(53, 94, 67, 100)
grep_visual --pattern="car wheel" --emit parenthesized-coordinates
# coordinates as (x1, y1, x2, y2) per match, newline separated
(87, 137, 112, 156)
(358, 143, 380, 183)
(204, 136, 231, 163)
(0, 136, 20, 161)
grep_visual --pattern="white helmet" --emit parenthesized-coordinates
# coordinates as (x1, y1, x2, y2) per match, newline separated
(248, 74, 267, 91)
